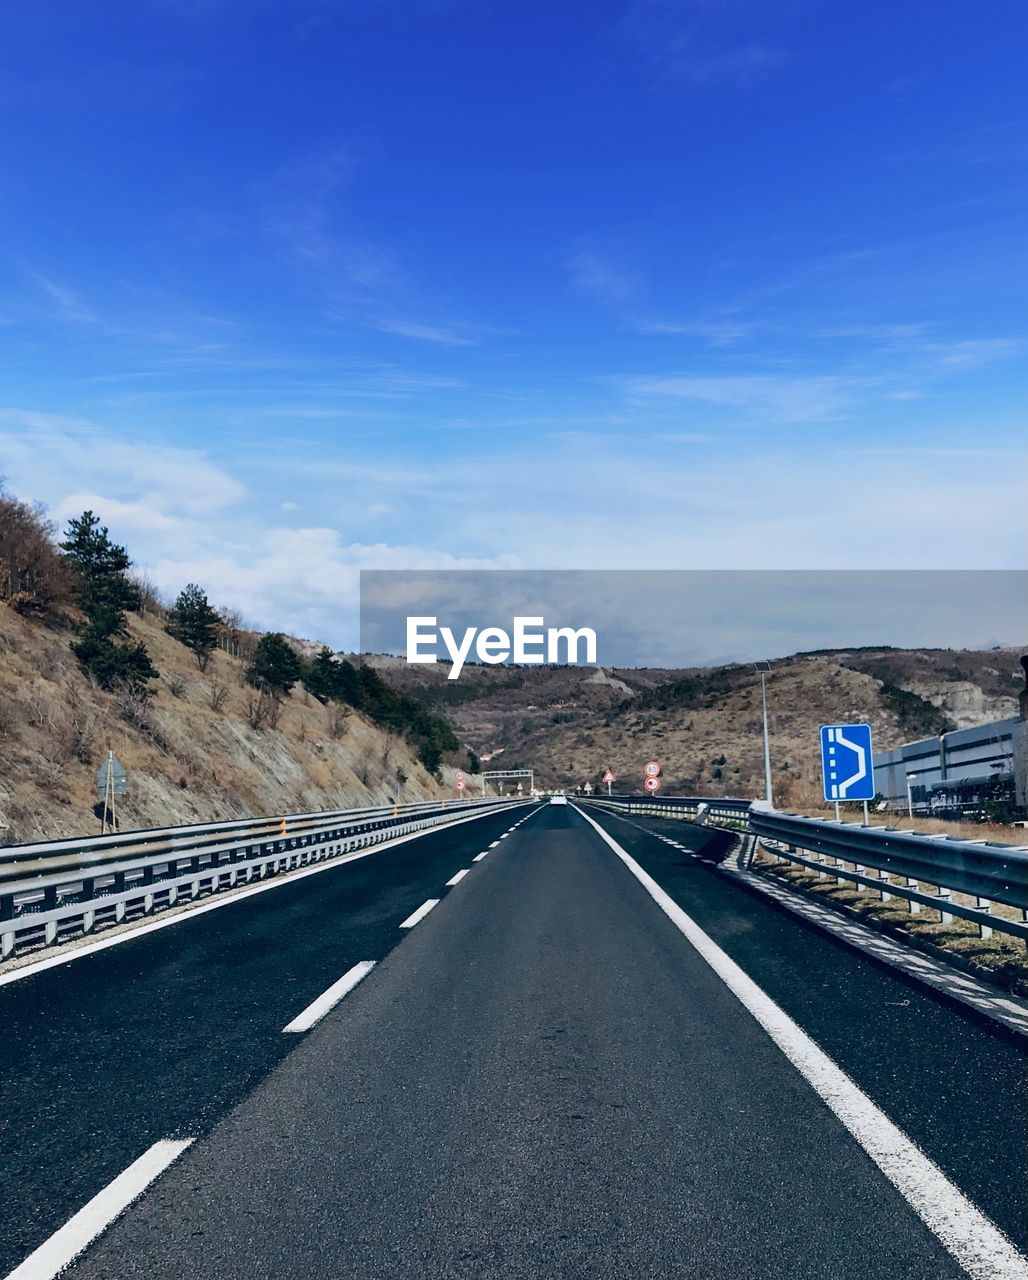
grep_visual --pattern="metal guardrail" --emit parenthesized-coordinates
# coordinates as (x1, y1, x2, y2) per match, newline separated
(0, 797, 526, 960)
(583, 795, 751, 828)
(583, 795, 1028, 942)
(749, 807, 1028, 941)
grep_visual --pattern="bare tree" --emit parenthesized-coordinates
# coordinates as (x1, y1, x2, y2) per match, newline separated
(0, 488, 74, 615)
(131, 570, 166, 618)
(208, 676, 229, 712)
(244, 686, 273, 731)
(328, 702, 352, 740)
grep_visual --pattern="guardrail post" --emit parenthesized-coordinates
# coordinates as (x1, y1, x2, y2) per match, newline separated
(975, 897, 993, 939)
(906, 876, 921, 913)
(936, 884, 953, 924)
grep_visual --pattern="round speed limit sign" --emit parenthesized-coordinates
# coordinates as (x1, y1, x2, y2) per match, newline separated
(455, 779, 465, 790)
(643, 760, 660, 778)
(644, 776, 660, 792)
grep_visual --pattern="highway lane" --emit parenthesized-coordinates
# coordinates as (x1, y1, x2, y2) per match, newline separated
(56, 804, 1009, 1279)
(583, 804, 1028, 1254)
(0, 802, 532, 1278)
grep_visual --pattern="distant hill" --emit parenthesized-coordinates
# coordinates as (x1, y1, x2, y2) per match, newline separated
(384, 647, 1026, 806)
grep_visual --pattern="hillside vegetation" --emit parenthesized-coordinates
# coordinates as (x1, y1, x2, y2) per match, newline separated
(0, 604, 467, 844)
(383, 646, 1026, 807)
(0, 491, 472, 844)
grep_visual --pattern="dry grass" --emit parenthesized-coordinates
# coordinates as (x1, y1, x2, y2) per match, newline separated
(0, 606, 451, 844)
(754, 849, 1028, 996)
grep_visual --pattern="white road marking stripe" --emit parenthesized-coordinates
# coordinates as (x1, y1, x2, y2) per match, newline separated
(399, 899, 439, 929)
(473, 852, 488, 862)
(0, 807, 503, 990)
(3, 1139, 193, 1280)
(281, 961, 376, 1034)
(489, 841, 500, 848)
(574, 805, 1028, 1280)
(446, 869, 470, 886)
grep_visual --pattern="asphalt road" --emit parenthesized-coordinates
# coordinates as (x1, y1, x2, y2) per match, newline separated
(0, 803, 528, 1277)
(2, 802, 1011, 1279)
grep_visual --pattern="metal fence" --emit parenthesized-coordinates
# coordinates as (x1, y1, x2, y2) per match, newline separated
(748, 806, 1028, 942)
(0, 796, 524, 960)
(583, 794, 1028, 942)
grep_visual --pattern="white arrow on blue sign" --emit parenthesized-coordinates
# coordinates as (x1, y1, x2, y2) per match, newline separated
(820, 724, 875, 802)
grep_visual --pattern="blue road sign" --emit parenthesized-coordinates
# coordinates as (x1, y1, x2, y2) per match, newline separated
(820, 724, 875, 802)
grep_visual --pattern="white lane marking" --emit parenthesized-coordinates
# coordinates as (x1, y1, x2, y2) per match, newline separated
(489, 841, 500, 848)
(573, 805, 1028, 1280)
(3, 1139, 193, 1280)
(399, 899, 439, 929)
(281, 961, 376, 1034)
(0, 807, 505, 990)
(446, 869, 470, 886)
(473, 852, 488, 862)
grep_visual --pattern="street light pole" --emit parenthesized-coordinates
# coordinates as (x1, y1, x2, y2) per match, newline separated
(755, 661, 773, 806)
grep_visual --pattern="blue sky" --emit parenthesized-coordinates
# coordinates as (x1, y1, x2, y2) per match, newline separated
(1, 0, 1026, 645)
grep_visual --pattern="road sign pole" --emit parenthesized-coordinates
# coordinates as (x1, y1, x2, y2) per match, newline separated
(760, 671, 773, 806)
(607, 780, 611, 796)
(863, 799, 869, 826)
(835, 801, 841, 821)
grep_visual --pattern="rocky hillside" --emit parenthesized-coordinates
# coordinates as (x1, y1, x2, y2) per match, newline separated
(385, 646, 1027, 806)
(0, 605, 463, 846)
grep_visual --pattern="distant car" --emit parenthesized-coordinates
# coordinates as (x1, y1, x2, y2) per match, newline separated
(549, 794, 567, 806)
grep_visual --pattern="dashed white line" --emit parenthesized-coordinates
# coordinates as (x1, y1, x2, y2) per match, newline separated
(0, 805, 508, 990)
(399, 899, 439, 929)
(446, 869, 470, 886)
(488, 841, 500, 849)
(574, 804, 1028, 1280)
(281, 960, 376, 1034)
(3, 1139, 194, 1280)
(473, 852, 489, 862)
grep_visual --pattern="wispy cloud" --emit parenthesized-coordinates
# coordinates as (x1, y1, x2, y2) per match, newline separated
(617, 0, 787, 89)
(567, 249, 638, 302)
(28, 272, 98, 325)
(374, 318, 478, 346)
(632, 316, 756, 347)
(625, 373, 859, 423)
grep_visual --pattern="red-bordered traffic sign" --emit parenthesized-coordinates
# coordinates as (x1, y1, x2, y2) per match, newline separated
(644, 775, 660, 792)
(602, 769, 616, 783)
(455, 779, 466, 790)
(643, 760, 660, 778)
(454, 769, 465, 781)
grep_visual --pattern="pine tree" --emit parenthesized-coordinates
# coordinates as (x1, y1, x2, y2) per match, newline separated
(167, 583, 220, 670)
(247, 633, 302, 697)
(303, 646, 339, 703)
(60, 511, 140, 615)
(61, 512, 156, 692)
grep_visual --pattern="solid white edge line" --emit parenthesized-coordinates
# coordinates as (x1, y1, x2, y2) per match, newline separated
(399, 898, 439, 929)
(446, 869, 470, 886)
(572, 804, 1028, 1280)
(281, 960, 376, 1034)
(0, 804, 520, 989)
(3, 1138, 194, 1280)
